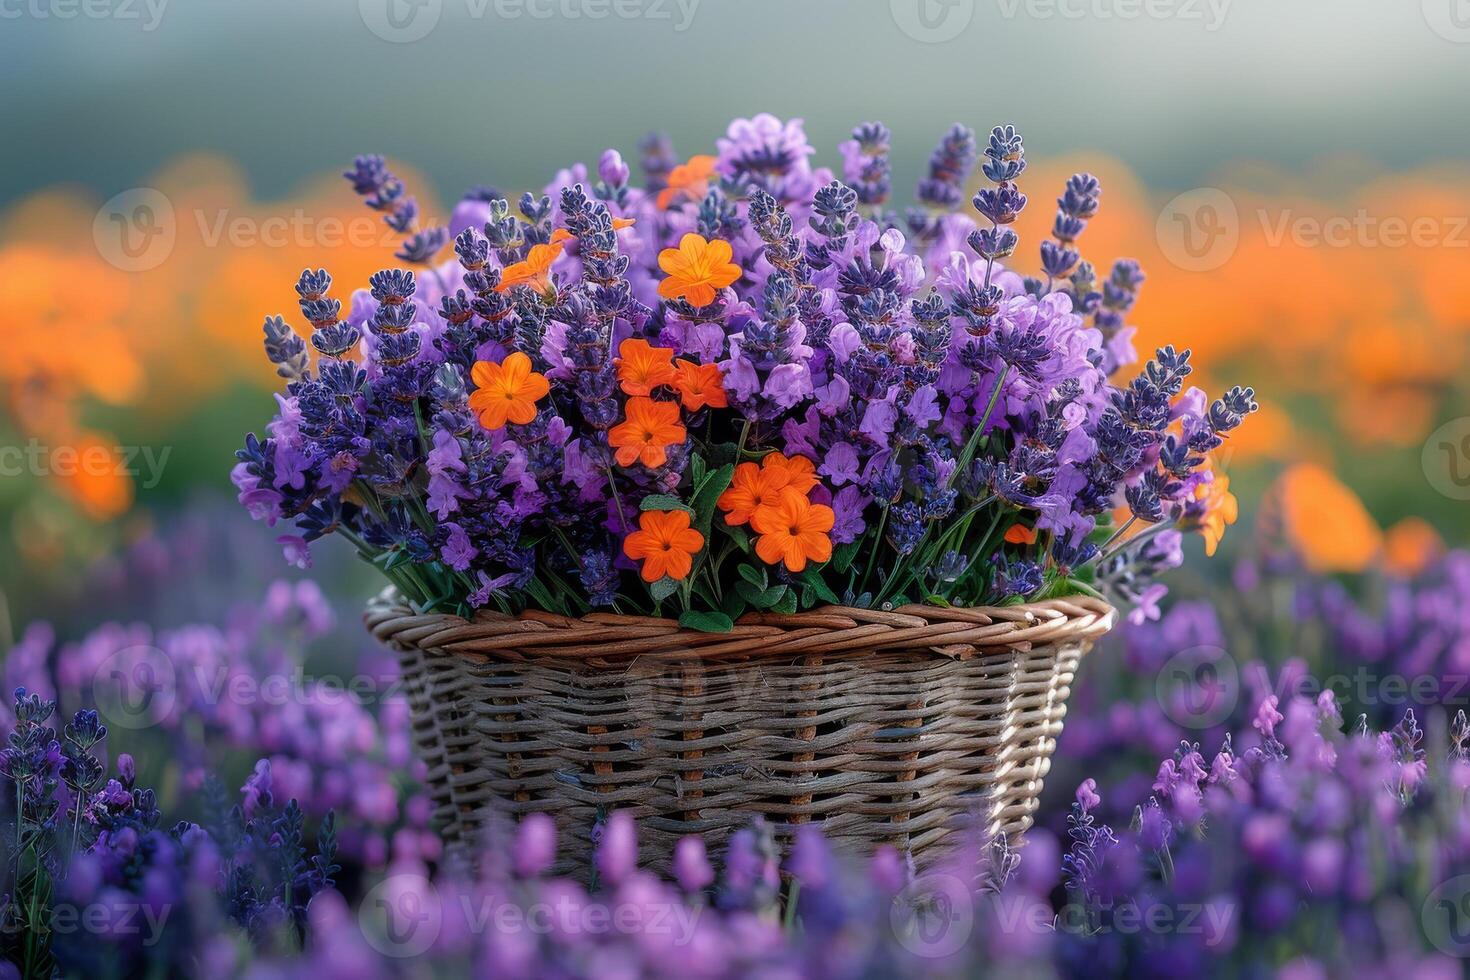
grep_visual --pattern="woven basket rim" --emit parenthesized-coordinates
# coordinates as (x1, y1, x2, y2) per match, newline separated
(366, 588, 1116, 661)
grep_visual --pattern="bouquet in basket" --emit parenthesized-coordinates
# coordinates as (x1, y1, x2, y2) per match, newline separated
(234, 116, 1256, 630)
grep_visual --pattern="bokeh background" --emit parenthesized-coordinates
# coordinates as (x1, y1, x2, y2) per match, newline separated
(3, 1, 1470, 972)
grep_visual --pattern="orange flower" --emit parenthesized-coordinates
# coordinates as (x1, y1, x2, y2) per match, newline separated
(717, 461, 793, 526)
(60, 433, 134, 520)
(1383, 517, 1443, 578)
(1004, 524, 1038, 545)
(760, 452, 819, 494)
(657, 234, 742, 307)
(1268, 463, 1382, 573)
(550, 217, 635, 245)
(671, 360, 728, 411)
(616, 338, 677, 396)
(495, 242, 564, 295)
(623, 509, 705, 583)
(1192, 467, 1239, 558)
(750, 491, 835, 573)
(608, 397, 686, 468)
(468, 352, 550, 430)
(656, 155, 717, 209)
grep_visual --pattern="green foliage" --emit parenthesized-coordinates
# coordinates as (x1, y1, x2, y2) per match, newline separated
(678, 610, 734, 633)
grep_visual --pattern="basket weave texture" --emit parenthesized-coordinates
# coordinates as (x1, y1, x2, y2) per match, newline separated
(367, 590, 1114, 875)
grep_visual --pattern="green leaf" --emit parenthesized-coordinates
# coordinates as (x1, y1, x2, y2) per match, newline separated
(721, 590, 749, 620)
(649, 577, 680, 602)
(691, 453, 708, 489)
(541, 567, 589, 615)
(705, 441, 739, 468)
(1061, 577, 1107, 601)
(678, 610, 734, 633)
(719, 522, 752, 553)
(735, 580, 766, 605)
(524, 576, 559, 612)
(737, 564, 768, 589)
(923, 594, 953, 607)
(832, 539, 863, 575)
(640, 494, 695, 515)
(736, 581, 788, 609)
(798, 570, 841, 604)
(690, 462, 736, 540)
(691, 578, 720, 606)
(771, 588, 798, 615)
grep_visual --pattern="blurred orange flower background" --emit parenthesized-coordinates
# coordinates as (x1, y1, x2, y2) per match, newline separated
(3, 150, 1467, 567)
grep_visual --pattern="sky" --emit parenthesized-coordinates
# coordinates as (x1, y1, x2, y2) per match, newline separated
(4, 0, 1469, 205)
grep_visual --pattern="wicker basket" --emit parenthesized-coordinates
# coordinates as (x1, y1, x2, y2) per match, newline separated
(367, 590, 1114, 876)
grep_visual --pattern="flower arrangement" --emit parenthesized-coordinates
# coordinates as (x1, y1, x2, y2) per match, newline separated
(233, 116, 1256, 627)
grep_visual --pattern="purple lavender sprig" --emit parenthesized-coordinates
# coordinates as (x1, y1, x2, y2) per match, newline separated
(907, 123, 978, 244)
(343, 154, 447, 265)
(839, 121, 892, 210)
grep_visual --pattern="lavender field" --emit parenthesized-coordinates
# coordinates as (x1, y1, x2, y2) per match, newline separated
(4, 3, 1470, 977)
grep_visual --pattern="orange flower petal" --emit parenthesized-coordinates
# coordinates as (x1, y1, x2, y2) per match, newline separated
(1004, 524, 1038, 545)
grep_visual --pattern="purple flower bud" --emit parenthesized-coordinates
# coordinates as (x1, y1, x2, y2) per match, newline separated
(867, 845, 906, 895)
(594, 810, 637, 886)
(784, 825, 832, 891)
(241, 758, 273, 820)
(598, 149, 630, 188)
(514, 813, 557, 878)
(117, 753, 136, 788)
(673, 836, 714, 893)
(1138, 801, 1172, 851)
(1076, 778, 1101, 812)
(1253, 695, 1283, 741)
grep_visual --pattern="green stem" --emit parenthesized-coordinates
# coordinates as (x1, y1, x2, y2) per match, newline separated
(878, 497, 998, 605)
(603, 465, 630, 533)
(969, 508, 1009, 597)
(71, 786, 85, 855)
(949, 366, 1010, 487)
(552, 526, 585, 573)
(783, 879, 802, 931)
(861, 506, 890, 591)
(1097, 519, 1177, 565)
(706, 538, 738, 604)
(1099, 515, 1138, 553)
